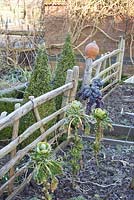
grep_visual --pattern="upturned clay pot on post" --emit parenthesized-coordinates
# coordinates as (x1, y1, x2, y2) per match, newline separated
(82, 41, 99, 87)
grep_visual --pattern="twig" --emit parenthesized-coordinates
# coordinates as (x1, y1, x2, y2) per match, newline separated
(81, 25, 119, 42)
(75, 179, 120, 188)
(82, 135, 134, 146)
(112, 159, 134, 167)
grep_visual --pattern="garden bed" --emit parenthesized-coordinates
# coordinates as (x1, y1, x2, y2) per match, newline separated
(11, 139, 134, 200)
(105, 123, 134, 140)
(103, 83, 134, 140)
(104, 83, 134, 127)
(1, 82, 134, 200)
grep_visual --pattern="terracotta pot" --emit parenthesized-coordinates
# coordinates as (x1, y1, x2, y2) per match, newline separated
(85, 41, 99, 59)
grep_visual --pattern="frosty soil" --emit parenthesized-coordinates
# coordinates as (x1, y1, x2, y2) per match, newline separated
(13, 140, 134, 200)
(104, 83, 134, 126)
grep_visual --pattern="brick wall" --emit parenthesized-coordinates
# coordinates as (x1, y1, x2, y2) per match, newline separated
(0, 3, 133, 75)
(44, 5, 134, 76)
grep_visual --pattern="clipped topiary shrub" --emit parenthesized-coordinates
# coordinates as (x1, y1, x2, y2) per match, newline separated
(20, 45, 56, 145)
(53, 34, 76, 110)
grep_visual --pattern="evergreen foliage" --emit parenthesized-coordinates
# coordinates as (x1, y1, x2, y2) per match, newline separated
(0, 91, 21, 140)
(24, 46, 53, 101)
(21, 46, 55, 144)
(53, 34, 76, 110)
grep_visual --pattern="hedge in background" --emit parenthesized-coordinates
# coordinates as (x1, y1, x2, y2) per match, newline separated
(53, 34, 76, 110)
(21, 45, 56, 144)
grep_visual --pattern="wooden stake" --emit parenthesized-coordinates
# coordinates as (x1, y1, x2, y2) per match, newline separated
(29, 96, 45, 134)
(0, 111, 7, 120)
(82, 58, 93, 87)
(95, 61, 102, 76)
(0, 98, 23, 103)
(117, 36, 125, 81)
(8, 103, 20, 194)
(69, 66, 79, 102)
(61, 69, 73, 107)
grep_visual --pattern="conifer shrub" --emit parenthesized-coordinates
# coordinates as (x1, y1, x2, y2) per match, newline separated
(53, 34, 76, 110)
(21, 45, 56, 145)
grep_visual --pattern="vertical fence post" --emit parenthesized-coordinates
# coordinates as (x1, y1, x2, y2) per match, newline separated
(82, 41, 99, 87)
(0, 111, 7, 120)
(117, 36, 125, 81)
(29, 96, 45, 134)
(61, 69, 73, 107)
(69, 66, 79, 102)
(95, 61, 102, 77)
(82, 58, 93, 87)
(8, 103, 20, 194)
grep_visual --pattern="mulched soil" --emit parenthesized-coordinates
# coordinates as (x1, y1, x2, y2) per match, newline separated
(12, 139, 134, 200)
(104, 83, 134, 126)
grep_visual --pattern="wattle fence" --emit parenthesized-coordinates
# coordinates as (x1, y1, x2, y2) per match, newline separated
(0, 37, 125, 199)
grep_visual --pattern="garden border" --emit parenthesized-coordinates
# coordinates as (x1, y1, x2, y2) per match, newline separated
(105, 123, 134, 140)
